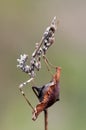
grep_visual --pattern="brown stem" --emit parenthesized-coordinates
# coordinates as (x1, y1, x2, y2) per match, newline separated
(44, 109, 48, 130)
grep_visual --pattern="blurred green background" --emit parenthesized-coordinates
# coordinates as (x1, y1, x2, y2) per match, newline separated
(0, 0, 86, 130)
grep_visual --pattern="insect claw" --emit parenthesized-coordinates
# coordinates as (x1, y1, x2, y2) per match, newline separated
(32, 108, 37, 121)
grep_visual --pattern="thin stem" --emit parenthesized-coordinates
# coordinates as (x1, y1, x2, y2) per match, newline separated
(44, 109, 48, 130)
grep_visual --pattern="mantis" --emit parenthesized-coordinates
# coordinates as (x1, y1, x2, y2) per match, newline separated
(17, 17, 61, 130)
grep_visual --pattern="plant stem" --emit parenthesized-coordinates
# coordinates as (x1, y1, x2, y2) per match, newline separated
(44, 109, 48, 130)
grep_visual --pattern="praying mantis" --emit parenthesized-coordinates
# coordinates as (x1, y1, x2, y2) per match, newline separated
(17, 17, 61, 130)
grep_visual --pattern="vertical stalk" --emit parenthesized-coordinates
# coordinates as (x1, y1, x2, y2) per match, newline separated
(44, 109, 48, 130)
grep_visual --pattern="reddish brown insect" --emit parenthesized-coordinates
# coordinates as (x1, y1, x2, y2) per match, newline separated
(32, 66, 61, 120)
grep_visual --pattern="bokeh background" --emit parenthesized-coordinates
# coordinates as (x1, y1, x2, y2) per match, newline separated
(0, 0, 86, 130)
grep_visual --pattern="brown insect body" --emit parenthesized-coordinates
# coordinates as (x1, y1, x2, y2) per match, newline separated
(32, 67, 61, 121)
